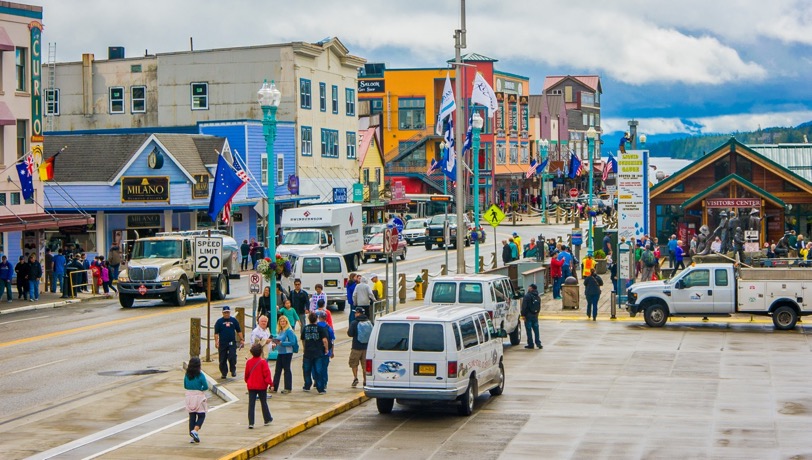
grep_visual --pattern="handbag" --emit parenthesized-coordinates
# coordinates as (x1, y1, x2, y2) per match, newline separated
(290, 329, 300, 353)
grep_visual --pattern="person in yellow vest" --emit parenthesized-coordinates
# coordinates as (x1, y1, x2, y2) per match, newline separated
(512, 232, 522, 258)
(582, 252, 596, 278)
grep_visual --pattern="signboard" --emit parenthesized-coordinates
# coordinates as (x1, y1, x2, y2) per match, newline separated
(485, 205, 505, 227)
(287, 175, 299, 194)
(352, 183, 364, 202)
(249, 272, 262, 294)
(29, 21, 43, 143)
(569, 188, 579, 198)
(192, 174, 209, 199)
(121, 176, 170, 202)
(571, 228, 583, 247)
(617, 150, 650, 240)
(194, 237, 223, 274)
(706, 198, 761, 208)
(333, 187, 347, 204)
(619, 242, 632, 279)
(383, 228, 399, 253)
(358, 79, 385, 93)
(392, 181, 405, 201)
(127, 214, 161, 228)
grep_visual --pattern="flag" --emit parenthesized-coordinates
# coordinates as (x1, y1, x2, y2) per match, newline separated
(568, 150, 582, 179)
(427, 158, 440, 175)
(441, 117, 456, 181)
(538, 158, 549, 174)
(435, 73, 456, 135)
(16, 153, 34, 200)
(38, 147, 66, 181)
(526, 159, 538, 179)
(461, 115, 473, 153)
(471, 73, 498, 117)
(209, 154, 247, 222)
(222, 151, 250, 225)
(602, 154, 618, 181)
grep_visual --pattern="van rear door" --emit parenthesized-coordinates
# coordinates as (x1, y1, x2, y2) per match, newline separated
(409, 322, 448, 390)
(322, 255, 345, 296)
(369, 321, 411, 388)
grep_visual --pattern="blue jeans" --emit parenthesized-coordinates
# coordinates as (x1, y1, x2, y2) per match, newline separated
(524, 317, 541, 346)
(562, 266, 572, 280)
(29, 280, 40, 300)
(110, 265, 120, 282)
(552, 277, 562, 299)
(312, 355, 329, 392)
(586, 294, 600, 319)
(302, 357, 317, 391)
(0, 280, 11, 300)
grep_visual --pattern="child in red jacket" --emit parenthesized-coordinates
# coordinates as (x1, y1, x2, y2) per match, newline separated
(244, 343, 274, 428)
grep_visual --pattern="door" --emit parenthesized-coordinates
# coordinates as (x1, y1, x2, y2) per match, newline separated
(299, 256, 322, 292)
(370, 321, 411, 388)
(712, 268, 734, 313)
(672, 268, 712, 314)
(321, 255, 345, 299)
(457, 315, 483, 387)
(409, 322, 448, 390)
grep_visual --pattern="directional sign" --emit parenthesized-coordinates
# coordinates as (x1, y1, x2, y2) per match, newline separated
(485, 204, 505, 228)
(249, 272, 263, 294)
(194, 237, 223, 274)
(391, 216, 404, 240)
(333, 187, 347, 204)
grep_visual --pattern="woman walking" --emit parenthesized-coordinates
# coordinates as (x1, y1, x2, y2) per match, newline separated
(583, 268, 603, 321)
(273, 315, 297, 394)
(244, 343, 273, 429)
(184, 357, 208, 443)
(257, 286, 271, 320)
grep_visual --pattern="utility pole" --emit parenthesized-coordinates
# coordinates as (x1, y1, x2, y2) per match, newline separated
(454, 0, 467, 274)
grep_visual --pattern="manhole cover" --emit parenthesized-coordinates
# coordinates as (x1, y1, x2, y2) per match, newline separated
(98, 369, 168, 376)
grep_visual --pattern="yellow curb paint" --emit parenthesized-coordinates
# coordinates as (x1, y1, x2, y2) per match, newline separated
(219, 393, 369, 460)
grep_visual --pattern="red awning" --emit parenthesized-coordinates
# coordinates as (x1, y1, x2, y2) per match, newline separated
(0, 213, 95, 232)
(0, 101, 15, 126)
(0, 27, 14, 52)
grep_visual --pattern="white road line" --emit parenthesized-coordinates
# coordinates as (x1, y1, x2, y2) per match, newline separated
(0, 315, 50, 326)
(11, 358, 67, 375)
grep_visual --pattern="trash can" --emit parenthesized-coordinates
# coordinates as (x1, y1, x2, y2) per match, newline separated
(562, 276, 580, 310)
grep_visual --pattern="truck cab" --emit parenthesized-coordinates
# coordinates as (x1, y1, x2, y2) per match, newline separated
(278, 229, 334, 253)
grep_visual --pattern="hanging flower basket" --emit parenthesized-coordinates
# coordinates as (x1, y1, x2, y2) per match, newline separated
(257, 255, 292, 281)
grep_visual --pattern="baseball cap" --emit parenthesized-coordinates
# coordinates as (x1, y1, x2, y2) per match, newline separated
(370, 273, 379, 279)
(222, 305, 231, 312)
(513, 232, 518, 236)
(355, 307, 365, 314)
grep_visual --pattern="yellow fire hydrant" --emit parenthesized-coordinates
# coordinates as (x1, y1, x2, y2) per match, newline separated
(414, 275, 423, 301)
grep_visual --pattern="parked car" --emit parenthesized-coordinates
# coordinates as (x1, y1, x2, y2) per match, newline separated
(425, 214, 472, 250)
(363, 233, 407, 263)
(402, 218, 428, 246)
(364, 223, 387, 243)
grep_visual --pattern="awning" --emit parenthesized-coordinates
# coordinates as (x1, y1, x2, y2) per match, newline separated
(0, 102, 15, 126)
(387, 199, 410, 206)
(0, 213, 95, 232)
(0, 27, 14, 52)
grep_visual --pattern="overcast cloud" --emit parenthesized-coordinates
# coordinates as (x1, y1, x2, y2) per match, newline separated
(30, 0, 812, 138)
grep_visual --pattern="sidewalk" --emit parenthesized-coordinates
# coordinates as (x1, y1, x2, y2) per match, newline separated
(0, 287, 105, 315)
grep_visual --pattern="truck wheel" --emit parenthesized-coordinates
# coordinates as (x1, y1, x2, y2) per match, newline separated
(210, 274, 228, 301)
(172, 278, 188, 306)
(352, 254, 361, 271)
(489, 363, 505, 396)
(425, 242, 432, 250)
(644, 303, 668, 327)
(508, 325, 521, 346)
(119, 294, 134, 308)
(400, 247, 406, 260)
(773, 306, 798, 330)
(458, 379, 477, 416)
(376, 398, 394, 414)
(363, 256, 369, 264)
(335, 300, 346, 312)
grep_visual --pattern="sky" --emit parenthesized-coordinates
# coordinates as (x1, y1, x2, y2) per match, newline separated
(29, 0, 812, 143)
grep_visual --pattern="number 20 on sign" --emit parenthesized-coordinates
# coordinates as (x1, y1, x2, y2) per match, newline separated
(195, 237, 222, 274)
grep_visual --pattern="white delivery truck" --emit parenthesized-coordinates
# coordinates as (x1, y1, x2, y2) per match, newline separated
(278, 203, 363, 270)
(626, 263, 812, 330)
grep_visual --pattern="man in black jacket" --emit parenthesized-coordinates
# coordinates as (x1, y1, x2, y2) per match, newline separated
(289, 278, 310, 317)
(521, 283, 542, 349)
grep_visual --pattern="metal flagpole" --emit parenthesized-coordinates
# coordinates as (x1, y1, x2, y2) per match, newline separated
(454, 0, 467, 274)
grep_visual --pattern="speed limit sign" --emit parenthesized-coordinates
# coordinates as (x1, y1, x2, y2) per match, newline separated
(194, 237, 222, 274)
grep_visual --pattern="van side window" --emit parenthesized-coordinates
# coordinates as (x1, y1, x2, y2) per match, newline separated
(323, 257, 342, 273)
(715, 269, 728, 286)
(459, 317, 479, 349)
(502, 279, 514, 299)
(376, 323, 410, 351)
(412, 324, 444, 352)
(452, 323, 462, 351)
(459, 282, 483, 303)
(432, 282, 457, 303)
(473, 316, 485, 343)
(302, 257, 321, 274)
(490, 284, 497, 303)
(477, 314, 490, 341)
(493, 280, 507, 302)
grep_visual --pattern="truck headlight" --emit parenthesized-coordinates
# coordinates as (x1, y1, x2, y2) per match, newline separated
(118, 272, 129, 282)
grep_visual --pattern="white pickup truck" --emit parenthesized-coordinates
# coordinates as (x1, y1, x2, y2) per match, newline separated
(626, 263, 812, 330)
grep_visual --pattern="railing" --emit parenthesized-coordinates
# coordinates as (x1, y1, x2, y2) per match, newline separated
(382, 125, 439, 163)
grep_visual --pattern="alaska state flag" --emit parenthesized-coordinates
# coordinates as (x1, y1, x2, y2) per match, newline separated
(208, 154, 247, 222)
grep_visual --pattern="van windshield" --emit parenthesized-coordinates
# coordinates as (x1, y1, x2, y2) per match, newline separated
(376, 323, 409, 351)
(431, 282, 457, 303)
(282, 231, 320, 245)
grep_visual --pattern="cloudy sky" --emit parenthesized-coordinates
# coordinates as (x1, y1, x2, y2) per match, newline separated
(30, 0, 812, 140)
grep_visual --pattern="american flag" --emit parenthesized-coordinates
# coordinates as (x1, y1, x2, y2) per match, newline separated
(222, 151, 250, 225)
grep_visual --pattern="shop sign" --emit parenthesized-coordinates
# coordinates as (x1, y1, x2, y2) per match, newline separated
(192, 174, 209, 199)
(287, 175, 299, 194)
(232, 212, 243, 223)
(121, 176, 170, 202)
(127, 214, 161, 228)
(705, 198, 761, 208)
(358, 79, 385, 93)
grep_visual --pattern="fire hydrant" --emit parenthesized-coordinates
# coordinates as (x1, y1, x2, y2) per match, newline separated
(414, 275, 423, 301)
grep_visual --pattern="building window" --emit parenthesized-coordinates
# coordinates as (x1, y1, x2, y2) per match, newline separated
(11, 192, 20, 205)
(45, 88, 59, 116)
(564, 86, 573, 103)
(319, 82, 326, 112)
(496, 142, 506, 164)
(369, 98, 383, 115)
(362, 168, 369, 185)
(131, 86, 146, 113)
(299, 79, 311, 109)
(520, 144, 529, 164)
(345, 88, 355, 116)
(398, 98, 426, 130)
(346, 132, 356, 159)
(331, 85, 338, 114)
(0, 193, 5, 206)
(321, 129, 339, 158)
(375, 168, 381, 185)
(109, 87, 125, 114)
(277, 154, 285, 186)
(15, 48, 25, 91)
(191, 82, 208, 110)
(300, 126, 312, 157)
(260, 153, 268, 186)
(16, 120, 26, 158)
(509, 143, 518, 164)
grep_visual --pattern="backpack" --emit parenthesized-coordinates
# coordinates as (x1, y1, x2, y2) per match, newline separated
(290, 330, 300, 353)
(643, 251, 656, 267)
(356, 320, 373, 344)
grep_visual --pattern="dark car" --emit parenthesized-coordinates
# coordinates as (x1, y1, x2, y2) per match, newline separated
(425, 214, 471, 250)
(363, 224, 387, 243)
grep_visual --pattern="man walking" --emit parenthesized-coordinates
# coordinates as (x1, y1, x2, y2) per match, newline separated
(301, 312, 329, 393)
(289, 279, 310, 317)
(51, 249, 66, 294)
(347, 307, 371, 387)
(0, 256, 12, 302)
(352, 276, 376, 320)
(667, 234, 678, 268)
(240, 239, 250, 271)
(108, 242, 122, 282)
(641, 244, 656, 281)
(521, 284, 542, 349)
(214, 306, 244, 379)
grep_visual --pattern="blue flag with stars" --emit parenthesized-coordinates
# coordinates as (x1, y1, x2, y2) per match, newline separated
(208, 154, 246, 222)
(16, 154, 34, 201)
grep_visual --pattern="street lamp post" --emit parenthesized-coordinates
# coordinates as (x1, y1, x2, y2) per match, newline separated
(471, 111, 484, 273)
(586, 126, 597, 254)
(536, 139, 549, 223)
(258, 79, 281, 357)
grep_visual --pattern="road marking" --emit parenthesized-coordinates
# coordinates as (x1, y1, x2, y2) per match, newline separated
(10, 358, 67, 375)
(0, 295, 252, 350)
(0, 314, 50, 326)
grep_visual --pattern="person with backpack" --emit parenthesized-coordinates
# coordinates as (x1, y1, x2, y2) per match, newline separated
(521, 284, 542, 349)
(584, 268, 604, 321)
(347, 307, 372, 387)
(641, 244, 656, 282)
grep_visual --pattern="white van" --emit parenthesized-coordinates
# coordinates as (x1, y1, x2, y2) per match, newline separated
(427, 274, 522, 346)
(288, 251, 349, 311)
(364, 305, 505, 416)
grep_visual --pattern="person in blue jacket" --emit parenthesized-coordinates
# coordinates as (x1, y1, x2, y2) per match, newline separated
(0, 256, 12, 302)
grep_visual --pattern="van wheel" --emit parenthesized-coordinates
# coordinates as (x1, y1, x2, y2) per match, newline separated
(458, 379, 477, 416)
(489, 363, 505, 396)
(644, 303, 668, 327)
(508, 325, 521, 346)
(773, 305, 798, 330)
(376, 398, 394, 414)
(352, 254, 361, 271)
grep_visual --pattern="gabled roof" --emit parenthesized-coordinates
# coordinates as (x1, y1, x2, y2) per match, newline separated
(357, 127, 381, 166)
(543, 75, 601, 93)
(528, 95, 544, 116)
(748, 144, 812, 183)
(681, 173, 785, 209)
(460, 53, 498, 62)
(543, 93, 565, 116)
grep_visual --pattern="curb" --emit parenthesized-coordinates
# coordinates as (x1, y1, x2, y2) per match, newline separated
(218, 393, 369, 460)
(0, 298, 84, 315)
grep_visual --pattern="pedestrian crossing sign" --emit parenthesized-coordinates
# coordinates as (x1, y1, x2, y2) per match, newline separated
(486, 205, 505, 227)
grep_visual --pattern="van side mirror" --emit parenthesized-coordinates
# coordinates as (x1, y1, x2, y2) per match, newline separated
(675, 280, 684, 289)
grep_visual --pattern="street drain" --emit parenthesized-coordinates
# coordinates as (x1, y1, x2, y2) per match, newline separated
(98, 369, 168, 376)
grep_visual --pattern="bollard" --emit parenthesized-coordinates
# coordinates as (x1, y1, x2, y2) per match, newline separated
(190, 317, 201, 358)
(421, 269, 429, 299)
(441, 264, 447, 275)
(236, 307, 246, 333)
(610, 295, 616, 320)
(492, 252, 498, 269)
(478, 256, 484, 273)
(398, 273, 406, 305)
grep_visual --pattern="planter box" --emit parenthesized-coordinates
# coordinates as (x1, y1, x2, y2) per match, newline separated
(595, 258, 608, 275)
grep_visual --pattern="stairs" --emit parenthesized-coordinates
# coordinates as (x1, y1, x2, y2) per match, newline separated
(383, 126, 440, 164)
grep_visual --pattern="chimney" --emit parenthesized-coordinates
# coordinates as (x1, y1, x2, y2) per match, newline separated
(82, 53, 94, 116)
